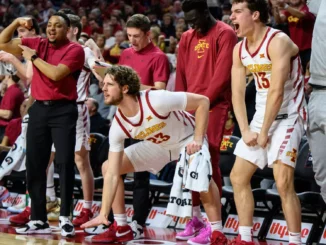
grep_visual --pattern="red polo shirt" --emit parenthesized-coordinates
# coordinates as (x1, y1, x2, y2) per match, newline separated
(0, 84, 24, 127)
(283, 5, 315, 51)
(119, 42, 170, 86)
(5, 117, 22, 146)
(22, 37, 85, 101)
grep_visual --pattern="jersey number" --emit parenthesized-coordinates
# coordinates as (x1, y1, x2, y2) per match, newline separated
(255, 72, 270, 89)
(148, 133, 171, 144)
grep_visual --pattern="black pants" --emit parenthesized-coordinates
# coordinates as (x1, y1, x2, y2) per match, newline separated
(299, 48, 311, 74)
(26, 100, 78, 222)
(125, 139, 150, 226)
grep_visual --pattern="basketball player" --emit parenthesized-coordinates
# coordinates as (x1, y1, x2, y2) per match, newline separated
(229, 0, 306, 244)
(80, 65, 227, 245)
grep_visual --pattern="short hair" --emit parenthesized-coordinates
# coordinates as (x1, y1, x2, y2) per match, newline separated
(11, 75, 20, 83)
(30, 17, 40, 34)
(126, 14, 151, 33)
(52, 12, 71, 27)
(67, 14, 82, 40)
(182, 0, 208, 13)
(58, 8, 75, 15)
(105, 66, 140, 96)
(232, 0, 269, 24)
(88, 98, 99, 111)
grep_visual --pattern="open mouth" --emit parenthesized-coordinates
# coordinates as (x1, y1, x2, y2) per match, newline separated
(233, 23, 240, 32)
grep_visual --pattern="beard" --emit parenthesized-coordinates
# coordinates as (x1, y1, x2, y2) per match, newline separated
(105, 90, 123, 106)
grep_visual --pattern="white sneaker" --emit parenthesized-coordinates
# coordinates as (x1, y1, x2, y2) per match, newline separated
(15, 220, 52, 234)
(84, 223, 110, 234)
(0, 186, 9, 202)
(59, 216, 75, 237)
(129, 220, 144, 239)
(7, 199, 26, 214)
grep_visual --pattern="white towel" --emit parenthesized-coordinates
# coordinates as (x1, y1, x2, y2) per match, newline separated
(166, 143, 213, 218)
(166, 148, 192, 218)
(185, 144, 212, 192)
(0, 115, 29, 179)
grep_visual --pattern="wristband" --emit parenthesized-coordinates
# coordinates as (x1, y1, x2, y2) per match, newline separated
(31, 54, 38, 62)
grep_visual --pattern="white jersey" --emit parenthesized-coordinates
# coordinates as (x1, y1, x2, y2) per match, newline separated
(109, 90, 196, 152)
(239, 27, 307, 128)
(77, 46, 96, 102)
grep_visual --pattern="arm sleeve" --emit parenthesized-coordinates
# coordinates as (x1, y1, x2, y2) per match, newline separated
(149, 90, 187, 115)
(108, 118, 126, 152)
(85, 47, 96, 69)
(60, 45, 85, 73)
(204, 29, 237, 104)
(152, 54, 170, 82)
(175, 34, 188, 92)
(21, 37, 41, 50)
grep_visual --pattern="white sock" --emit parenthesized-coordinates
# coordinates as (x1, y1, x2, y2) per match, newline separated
(239, 226, 253, 242)
(46, 162, 56, 201)
(192, 206, 203, 222)
(289, 231, 301, 244)
(209, 220, 223, 232)
(114, 213, 127, 226)
(83, 200, 92, 210)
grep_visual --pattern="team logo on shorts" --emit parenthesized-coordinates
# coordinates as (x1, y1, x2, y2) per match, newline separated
(286, 148, 297, 162)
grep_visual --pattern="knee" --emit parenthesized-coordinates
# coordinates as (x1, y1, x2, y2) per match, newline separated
(275, 176, 294, 198)
(230, 169, 250, 188)
(101, 160, 109, 176)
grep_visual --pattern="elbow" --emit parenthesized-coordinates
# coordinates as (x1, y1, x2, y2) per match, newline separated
(3, 112, 13, 120)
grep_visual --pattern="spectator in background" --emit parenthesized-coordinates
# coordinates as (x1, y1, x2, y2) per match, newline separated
(0, 75, 25, 142)
(306, 0, 326, 204)
(150, 26, 165, 51)
(89, 18, 103, 35)
(147, 11, 161, 27)
(3, 0, 26, 26)
(175, 24, 188, 41)
(103, 30, 127, 64)
(86, 98, 109, 135)
(172, 1, 184, 19)
(110, 15, 123, 35)
(161, 13, 176, 38)
(271, 0, 315, 72)
(96, 34, 106, 56)
(207, 0, 222, 20)
(104, 26, 116, 49)
(81, 16, 92, 36)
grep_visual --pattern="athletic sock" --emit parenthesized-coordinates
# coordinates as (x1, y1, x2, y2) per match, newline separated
(239, 226, 253, 242)
(209, 220, 223, 232)
(289, 231, 301, 244)
(114, 213, 127, 226)
(83, 200, 92, 210)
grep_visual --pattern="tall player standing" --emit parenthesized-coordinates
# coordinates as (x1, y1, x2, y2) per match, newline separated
(229, 0, 306, 244)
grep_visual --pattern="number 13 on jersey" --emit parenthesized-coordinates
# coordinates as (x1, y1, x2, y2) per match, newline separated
(254, 72, 270, 89)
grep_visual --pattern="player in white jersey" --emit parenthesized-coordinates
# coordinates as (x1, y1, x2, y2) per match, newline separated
(80, 65, 228, 244)
(229, 0, 306, 244)
(47, 13, 99, 227)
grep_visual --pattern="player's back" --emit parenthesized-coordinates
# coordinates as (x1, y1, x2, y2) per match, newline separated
(239, 27, 306, 127)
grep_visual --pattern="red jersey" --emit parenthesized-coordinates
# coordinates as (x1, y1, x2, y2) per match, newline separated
(0, 84, 24, 127)
(175, 21, 237, 108)
(5, 117, 22, 146)
(119, 42, 170, 86)
(22, 37, 85, 101)
(284, 5, 315, 51)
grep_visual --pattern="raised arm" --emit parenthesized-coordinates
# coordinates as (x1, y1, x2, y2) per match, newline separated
(258, 33, 298, 148)
(0, 18, 33, 55)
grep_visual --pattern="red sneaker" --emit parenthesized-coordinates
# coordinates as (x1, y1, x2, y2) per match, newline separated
(72, 208, 93, 226)
(229, 235, 255, 245)
(9, 207, 31, 225)
(211, 230, 228, 245)
(92, 221, 133, 243)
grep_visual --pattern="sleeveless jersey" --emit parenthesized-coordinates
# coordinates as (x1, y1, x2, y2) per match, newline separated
(110, 90, 196, 152)
(76, 46, 95, 102)
(239, 27, 307, 127)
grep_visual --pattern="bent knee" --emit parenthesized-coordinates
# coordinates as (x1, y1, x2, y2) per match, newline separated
(101, 160, 109, 175)
(230, 169, 250, 187)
